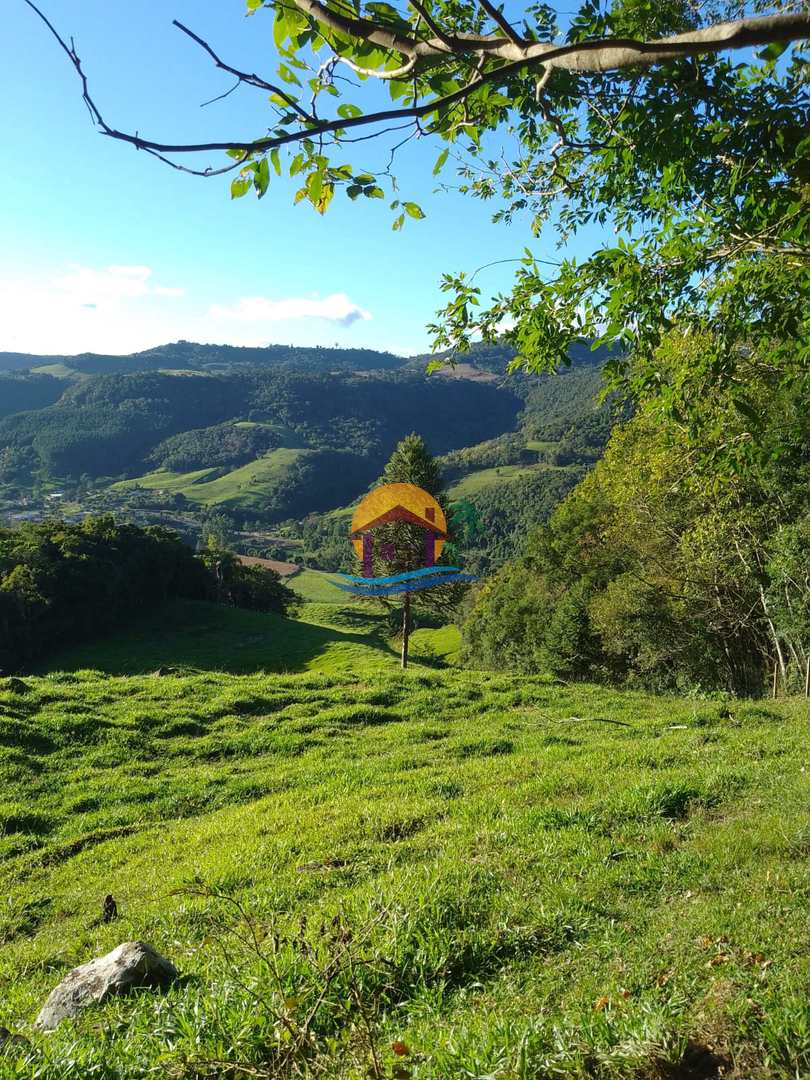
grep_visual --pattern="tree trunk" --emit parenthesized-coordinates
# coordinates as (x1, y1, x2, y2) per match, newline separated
(759, 585, 787, 684)
(401, 592, 411, 670)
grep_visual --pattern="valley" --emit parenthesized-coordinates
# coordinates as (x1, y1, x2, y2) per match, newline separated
(0, 340, 614, 573)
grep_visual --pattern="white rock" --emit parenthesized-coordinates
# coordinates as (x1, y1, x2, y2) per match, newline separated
(35, 941, 177, 1031)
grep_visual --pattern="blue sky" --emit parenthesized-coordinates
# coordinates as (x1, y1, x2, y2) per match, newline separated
(3, 0, 599, 357)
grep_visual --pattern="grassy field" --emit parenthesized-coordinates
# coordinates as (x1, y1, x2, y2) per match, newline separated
(0, 662, 807, 1078)
(115, 449, 308, 510)
(33, 600, 403, 677)
(446, 462, 576, 498)
(288, 568, 346, 605)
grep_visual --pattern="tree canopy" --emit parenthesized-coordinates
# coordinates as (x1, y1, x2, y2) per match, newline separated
(461, 331, 810, 694)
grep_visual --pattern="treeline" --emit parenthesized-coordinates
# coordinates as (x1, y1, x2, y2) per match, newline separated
(0, 518, 296, 673)
(148, 422, 284, 473)
(462, 335, 810, 695)
(458, 468, 587, 574)
(297, 463, 586, 574)
(439, 434, 529, 482)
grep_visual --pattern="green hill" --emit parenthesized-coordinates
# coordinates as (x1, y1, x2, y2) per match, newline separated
(114, 449, 310, 512)
(0, 341, 407, 376)
(0, 659, 807, 1077)
(446, 460, 576, 499)
(33, 599, 401, 676)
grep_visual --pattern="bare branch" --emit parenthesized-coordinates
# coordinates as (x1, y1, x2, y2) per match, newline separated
(172, 19, 315, 123)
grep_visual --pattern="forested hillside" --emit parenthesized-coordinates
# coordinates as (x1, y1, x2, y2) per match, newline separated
(0, 517, 297, 673)
(0, 373, 69, 419)
(462, 333, 810, 695)
(0, 369, 519, 487)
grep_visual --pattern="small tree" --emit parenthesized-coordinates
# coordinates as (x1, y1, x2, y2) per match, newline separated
(367, 434, 450, 668)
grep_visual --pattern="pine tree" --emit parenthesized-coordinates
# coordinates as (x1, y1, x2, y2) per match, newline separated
(381, 433, 441, 494)
(371, 434, 448, 668)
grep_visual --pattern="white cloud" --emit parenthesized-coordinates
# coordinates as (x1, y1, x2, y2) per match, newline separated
(0, 264, 186, 356)
(55, 264, 184, 303)
(209, 292, 371, 328)
(0, 266, 377, 356)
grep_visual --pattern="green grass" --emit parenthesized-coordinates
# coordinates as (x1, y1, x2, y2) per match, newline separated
(29, 364, 77, 378)
(525, 439, 561, 452)
(447, 462, 575, 498)
(114, 466, 218, 495)
(409, 623, 462, 664)
(32, 600, 401, 677)
(0, 656, 807, 1078)
(288, 568, 346, 604)
(115, 449, 308, 510)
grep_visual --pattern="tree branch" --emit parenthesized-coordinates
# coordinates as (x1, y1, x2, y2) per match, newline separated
(172, 19, 315, 123)
(476, 0, 522, 46)
(25, 1, 810, 168)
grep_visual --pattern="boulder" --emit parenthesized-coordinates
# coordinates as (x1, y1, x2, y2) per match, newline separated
(35, 941, 177, 1031)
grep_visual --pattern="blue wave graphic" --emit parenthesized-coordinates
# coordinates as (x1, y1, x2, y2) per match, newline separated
(339, 566, 464, 586)
(332, 572, 478, 596)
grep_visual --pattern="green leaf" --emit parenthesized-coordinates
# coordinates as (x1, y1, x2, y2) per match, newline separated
(758, 40, 788, 62)
(403, 202, 425, 220)
(366, 186, 385, 199)
(307, 169, 323, 204)
(732, 397, 760, 425)
(254, 157, 271, 198)
(337, 103, 364, 120)
(230, 177, 252, 199)
(312, 181, 334, 215)
(246, 0, 263, 10)
(392, 213, 405, 231)
(270, 148, 282, 177)
(273, 9, 290, 46)
(278, 64, 301, 87)
(433, 148, 449, 176)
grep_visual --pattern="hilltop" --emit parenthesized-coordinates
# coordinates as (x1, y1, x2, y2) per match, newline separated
(0, 486, 806, 1078)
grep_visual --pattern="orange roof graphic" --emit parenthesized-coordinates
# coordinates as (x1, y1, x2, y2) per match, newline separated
(350, 483, 447, 560)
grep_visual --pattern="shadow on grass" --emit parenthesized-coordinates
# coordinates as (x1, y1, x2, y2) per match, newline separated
(31, 600, 398, 677)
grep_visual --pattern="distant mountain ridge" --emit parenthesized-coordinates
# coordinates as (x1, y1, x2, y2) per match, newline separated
(0, 339, 617, 560)
(0, 340, 406, 376)
(0, 336, 611, 379)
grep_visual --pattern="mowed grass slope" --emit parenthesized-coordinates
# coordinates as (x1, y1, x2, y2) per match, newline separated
(33, 600, 402, 676)
(0, 667, 807, 1078)
(446, 461, 578, 498)
(115, 448, 308, 510)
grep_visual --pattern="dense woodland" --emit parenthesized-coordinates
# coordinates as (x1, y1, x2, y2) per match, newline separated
(0, 518, 295, 673)
(4, 331, 807, 695)
(0, 342, 609, 576)
(463, 334, 810, 695)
